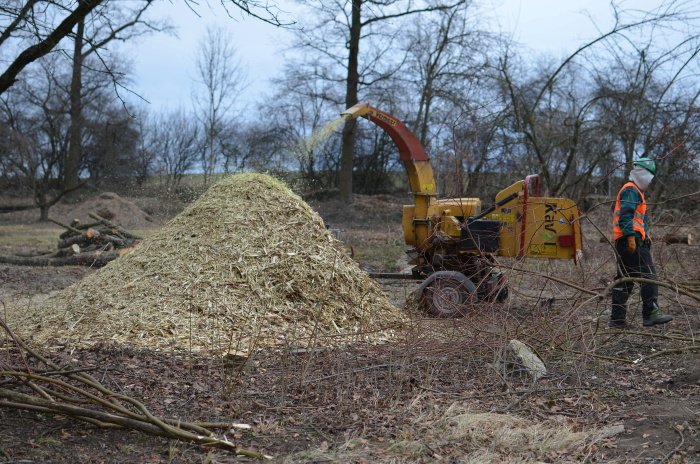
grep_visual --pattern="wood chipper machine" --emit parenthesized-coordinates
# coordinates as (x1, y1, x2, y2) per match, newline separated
(341, 103, 583, 317)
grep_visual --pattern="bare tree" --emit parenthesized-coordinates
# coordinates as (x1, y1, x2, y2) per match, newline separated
(264, 64, 344, 188)
(0, 1, 287, 95)
(0, 0, 103, 94)
(148, 109, 201, 193)
(398, 2, 500, 196)
(497, 1, 700, 196)
(294, 0, 465, 201)
(401, 2, 490, 145)
(0, 57, 72, 220)
(64, 1, 171, 193)
(82, 103, 140, 188)
(193, 26, 247, 185)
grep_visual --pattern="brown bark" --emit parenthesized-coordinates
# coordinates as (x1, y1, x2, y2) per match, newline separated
(338, 0, 362, 202)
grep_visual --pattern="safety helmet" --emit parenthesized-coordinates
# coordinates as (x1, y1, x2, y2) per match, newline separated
(633, 157, 656, 175)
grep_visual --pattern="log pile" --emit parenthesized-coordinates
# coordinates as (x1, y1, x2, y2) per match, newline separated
(0, 213, 140, 267)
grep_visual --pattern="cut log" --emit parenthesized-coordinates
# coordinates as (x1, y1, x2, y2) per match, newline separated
(117, 247, 135, 258)
(0, 250, 118, 267)
(85, 228, 100, 239)
(663, 233, 693, 245)
(79, 221, 103, 230)
(57, 233, 126, 249)
(13, 249, 54, 258)
(15, 212, 138, 267)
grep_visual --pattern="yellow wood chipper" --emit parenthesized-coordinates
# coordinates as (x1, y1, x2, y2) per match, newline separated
(342, 103, 583, 317)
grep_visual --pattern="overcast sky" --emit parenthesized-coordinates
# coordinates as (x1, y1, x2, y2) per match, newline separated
(122, 0, 664, 111)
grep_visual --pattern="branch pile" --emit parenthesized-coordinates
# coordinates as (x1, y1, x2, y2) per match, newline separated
(0, 318, 268, 459)
(0, 213, 140, 267)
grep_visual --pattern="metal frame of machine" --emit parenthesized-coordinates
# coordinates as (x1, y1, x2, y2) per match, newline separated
(342, 103, 583, 317)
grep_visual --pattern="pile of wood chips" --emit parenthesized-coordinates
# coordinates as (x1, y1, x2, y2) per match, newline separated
(17, 174, 406, 353)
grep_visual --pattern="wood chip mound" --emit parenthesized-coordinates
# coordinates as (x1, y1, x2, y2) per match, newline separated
(23, 174, 405, 353)
(58, 192, 155, 229)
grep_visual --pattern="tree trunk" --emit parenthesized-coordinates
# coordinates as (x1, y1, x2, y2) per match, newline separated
(65, 20, 84, 192)
(39, 206, 49, 222)
(338, 0, 362, 202)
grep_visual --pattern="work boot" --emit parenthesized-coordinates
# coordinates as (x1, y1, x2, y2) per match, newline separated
(643, 309, 673, 327)
(608, 319, 628, 329)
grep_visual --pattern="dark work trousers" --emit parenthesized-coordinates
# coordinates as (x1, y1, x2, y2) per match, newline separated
(611, 238, 659, 321)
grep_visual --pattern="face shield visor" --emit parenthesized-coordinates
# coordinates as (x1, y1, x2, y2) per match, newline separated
(629, 166, 655, 191)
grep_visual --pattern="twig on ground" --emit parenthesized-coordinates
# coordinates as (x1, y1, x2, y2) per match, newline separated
(661, 426, 685, 463)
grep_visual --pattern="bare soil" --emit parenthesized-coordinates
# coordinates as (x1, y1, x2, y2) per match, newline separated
(1, 194, 699, 463)
(0, 192, 159, 229)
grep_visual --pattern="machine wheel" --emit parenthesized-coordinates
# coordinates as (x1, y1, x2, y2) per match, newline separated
(419, 271, 477, 318)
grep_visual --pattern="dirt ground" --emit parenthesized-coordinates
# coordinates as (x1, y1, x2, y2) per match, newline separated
(1, 193, 699, 463)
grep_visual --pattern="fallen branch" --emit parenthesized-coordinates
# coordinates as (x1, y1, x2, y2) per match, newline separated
(643, 345, 700, 360)
(661, 426, 685, 464)
(88, 212, 142, 240)
(0, 250, 118, 267)
(0, 317, 270, 459)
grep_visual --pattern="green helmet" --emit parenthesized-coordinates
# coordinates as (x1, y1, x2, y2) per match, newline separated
(634, 157, 656, 175)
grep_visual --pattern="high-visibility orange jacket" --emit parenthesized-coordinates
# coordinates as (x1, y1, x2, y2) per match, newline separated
(613, 182, 647, 240)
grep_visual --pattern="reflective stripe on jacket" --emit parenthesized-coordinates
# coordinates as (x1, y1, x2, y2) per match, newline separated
(613, 181, 647, 240)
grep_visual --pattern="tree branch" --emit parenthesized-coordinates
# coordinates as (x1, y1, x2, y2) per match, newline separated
(0, 0, 104, 95)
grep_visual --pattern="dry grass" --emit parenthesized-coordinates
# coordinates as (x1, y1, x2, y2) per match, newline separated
(9, 174, 406, 353)
(281, 403, 599, 463)
(0, 224, 59, 249)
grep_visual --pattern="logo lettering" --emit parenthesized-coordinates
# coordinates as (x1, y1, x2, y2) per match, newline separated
(544, 203, 557, 233)
(374, 112, 398, 126)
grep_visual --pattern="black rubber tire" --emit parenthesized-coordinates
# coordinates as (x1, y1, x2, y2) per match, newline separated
(422, 273, 476, 318)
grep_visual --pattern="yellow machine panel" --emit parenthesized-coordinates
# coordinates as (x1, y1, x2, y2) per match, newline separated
(342, 103, 583, 266)
(521, 198, 581, 260)
(402, 198, 481, 248)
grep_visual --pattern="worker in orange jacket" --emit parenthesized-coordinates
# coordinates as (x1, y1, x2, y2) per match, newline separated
(610, 158, 673, 329)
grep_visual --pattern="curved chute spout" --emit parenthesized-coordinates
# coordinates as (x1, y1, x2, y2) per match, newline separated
(341, 103, 437, 196)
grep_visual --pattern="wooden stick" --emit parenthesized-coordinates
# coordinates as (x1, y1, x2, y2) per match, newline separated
(48, 218, 83, 235)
